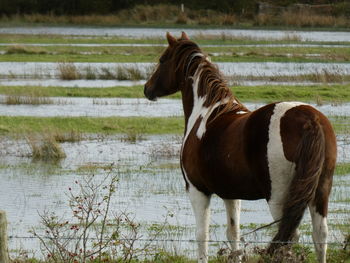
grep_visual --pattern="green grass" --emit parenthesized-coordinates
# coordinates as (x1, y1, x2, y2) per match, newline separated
(0, 115, 348, 135)
(0, 116, 184, 135)
(335, 163, 350, 176)
(1, 44, 349, 63)
(1, 84, 350, 103)
(1, 52, 349, 63)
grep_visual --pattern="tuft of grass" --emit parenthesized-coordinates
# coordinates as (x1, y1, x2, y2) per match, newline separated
(51, 129, 83, 143)
(57, 62, 81, 80)
(6, 45, 47, 55)
(150, 142, 180, 160)
(122, 130, 145, 143)
(1, 95, 54, 105)
(26, 134, 66, 161)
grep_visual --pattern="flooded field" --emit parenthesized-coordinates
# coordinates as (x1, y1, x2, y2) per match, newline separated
(1, 97, 350, 117)
(1, 61, 350, 80)
(1, 134, 350, 258)
(1, 27, 350, 42)
(1, 26, 350, 260)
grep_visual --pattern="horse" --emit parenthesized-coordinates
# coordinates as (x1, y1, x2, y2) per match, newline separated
(144, 32, 337, 263)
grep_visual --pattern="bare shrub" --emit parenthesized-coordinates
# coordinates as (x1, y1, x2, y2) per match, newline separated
(57, 62, 81, 80)
(32, 169, 165, 262)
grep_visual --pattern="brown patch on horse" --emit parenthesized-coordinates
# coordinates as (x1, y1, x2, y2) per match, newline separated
(268, 106, 328, 253)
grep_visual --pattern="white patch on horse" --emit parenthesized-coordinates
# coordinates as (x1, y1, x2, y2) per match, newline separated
(236, 111, 247, 114)
(309, 205, 328, 263)
(189, 186, 211, 263)
(267, 101, 307, 219)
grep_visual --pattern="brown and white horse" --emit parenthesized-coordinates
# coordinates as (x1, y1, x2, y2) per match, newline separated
(144, 32, 337, 263)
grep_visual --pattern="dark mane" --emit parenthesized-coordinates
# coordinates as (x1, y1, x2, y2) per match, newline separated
(174, 41, 248, 116)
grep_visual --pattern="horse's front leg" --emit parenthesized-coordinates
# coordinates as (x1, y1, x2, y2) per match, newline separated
(224, 199, 241, 254)
(188, 186, 211, 263)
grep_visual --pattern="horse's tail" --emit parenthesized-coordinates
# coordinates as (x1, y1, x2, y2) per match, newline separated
(268, 116, 325, 253)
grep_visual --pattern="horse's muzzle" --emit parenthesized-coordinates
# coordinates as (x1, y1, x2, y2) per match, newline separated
(144, 85, 157, 101)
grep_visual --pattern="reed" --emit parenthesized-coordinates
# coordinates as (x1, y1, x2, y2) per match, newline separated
(26, 134, 66, 161)
(57, 62, 80, 80)
(1, 95, 54, 105)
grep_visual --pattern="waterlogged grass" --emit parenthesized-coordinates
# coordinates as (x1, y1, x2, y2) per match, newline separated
(1, 44, 350, 63)
(1, 84, 350, 103)
(0, 115, 348, 135)
(1, 33, 350, 47)
(0, 116, 184, 135)
(335, 163, 350, 176)
(232, 84, 350, 103)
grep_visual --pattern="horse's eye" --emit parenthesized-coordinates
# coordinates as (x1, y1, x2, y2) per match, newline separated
(159, 57, 165, 64)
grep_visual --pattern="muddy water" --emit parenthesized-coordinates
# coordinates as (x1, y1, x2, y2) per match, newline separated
(0, 96, 350, 118)
(1, 134, 350, 257)
(1, 27, 350, 42)
(1, 62, 350, 79)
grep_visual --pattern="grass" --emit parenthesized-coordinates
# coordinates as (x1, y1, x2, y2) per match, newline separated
(1, 44, 350, 63)
(0, 95, 54, 105)
(1, 84, 350, 103)
(0, 115, 348, 136)
(1, 33, 349, 47)
(335, 163, 350, 176)
(26, 134, 66, 161)
(0, 116, 184, 135)
(57, 62, 81, 80)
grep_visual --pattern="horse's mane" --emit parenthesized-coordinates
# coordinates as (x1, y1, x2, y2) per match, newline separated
(173, 40, 249, 117)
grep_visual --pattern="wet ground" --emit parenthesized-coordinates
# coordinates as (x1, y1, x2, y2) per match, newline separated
(1, 27, 350, 42)
(1, 26, 350, 259)
(1, 97, 350, 117)
(1, 61, 349, 79)
(1, 134, 350, 257)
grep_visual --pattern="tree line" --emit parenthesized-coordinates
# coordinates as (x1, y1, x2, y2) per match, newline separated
(0, 0, 347, 16)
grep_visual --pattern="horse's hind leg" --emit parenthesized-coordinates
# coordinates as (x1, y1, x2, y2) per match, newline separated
(224, 199, 241, 252)
(309, 204, 328, 263)
(188, 186, 211, 263)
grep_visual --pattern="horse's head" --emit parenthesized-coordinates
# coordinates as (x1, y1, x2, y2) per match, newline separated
(144, 31, 199, 101)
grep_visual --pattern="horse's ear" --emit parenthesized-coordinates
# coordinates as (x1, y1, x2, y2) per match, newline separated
(166, 32, 177, 46)
(180, 31, 189, 40)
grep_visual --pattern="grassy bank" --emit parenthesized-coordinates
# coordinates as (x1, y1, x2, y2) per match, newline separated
(0, 115, 348, 135)
(1, 84, 350, 103)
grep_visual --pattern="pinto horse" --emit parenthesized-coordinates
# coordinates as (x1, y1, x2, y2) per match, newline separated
(144, 32, 337, 263)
